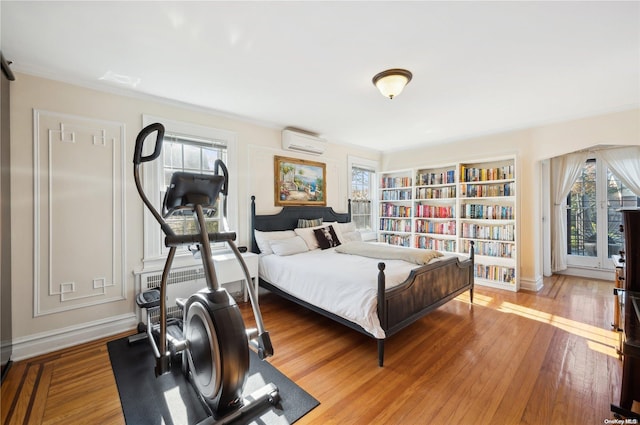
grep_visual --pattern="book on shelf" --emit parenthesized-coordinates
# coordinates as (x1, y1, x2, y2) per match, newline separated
(460, 164, 514, 182)
(380, 203, 412, 218)
(380, 176, 412, 188)
(460, 182, 514, 197)
(379, 218, 412, 232)
(416, 169, 455, 186)
(415, 236, 456, 252)
(415, 204, 455, 219)
(415, 186, 456, 199)
(461, 204, 513, 220)
(379, 233, 411, 247)
(414, 219, 456, 235)
(475, 263, 516, 283)
(380, 189, 412, 200)
(461, 222, 514, 241)
(462, 239, 514, 258)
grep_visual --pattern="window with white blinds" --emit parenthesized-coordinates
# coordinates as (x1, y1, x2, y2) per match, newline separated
(140, 115, 238, 267)
(161, 133, 228, 237)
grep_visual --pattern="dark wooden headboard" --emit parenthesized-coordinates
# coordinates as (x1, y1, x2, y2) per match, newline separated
(250, 196, 351, 253)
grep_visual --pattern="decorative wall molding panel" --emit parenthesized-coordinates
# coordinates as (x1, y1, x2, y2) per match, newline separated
(33, 110, 126, 316)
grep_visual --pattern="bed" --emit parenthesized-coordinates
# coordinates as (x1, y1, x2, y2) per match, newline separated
(250, 196, 474, 366)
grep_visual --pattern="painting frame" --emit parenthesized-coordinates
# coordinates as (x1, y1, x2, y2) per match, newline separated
(274, 155, 326, 206)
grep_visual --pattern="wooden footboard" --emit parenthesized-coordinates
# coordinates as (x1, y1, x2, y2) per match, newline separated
(376, 248, 474, 366)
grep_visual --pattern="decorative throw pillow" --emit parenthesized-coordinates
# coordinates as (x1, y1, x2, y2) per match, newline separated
(297, 218, 323, 228)
(295, 223, 345, 249)
(313, 225, 342, 249)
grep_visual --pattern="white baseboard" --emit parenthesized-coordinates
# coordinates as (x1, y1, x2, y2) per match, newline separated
(11, 313, 138, 361)
(558, 267, 615, 282)
(520, 275, 544, 292)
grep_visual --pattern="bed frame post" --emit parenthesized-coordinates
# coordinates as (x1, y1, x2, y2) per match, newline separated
(469, 241, 475, 304)
(377, 262, 386, 367)
(250, 195, 257, 253)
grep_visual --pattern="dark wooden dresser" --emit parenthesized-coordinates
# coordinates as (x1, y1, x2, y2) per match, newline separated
(612, 208, 640, 419)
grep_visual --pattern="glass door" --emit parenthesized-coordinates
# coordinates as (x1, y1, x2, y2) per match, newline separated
(567, 158, 639, 270)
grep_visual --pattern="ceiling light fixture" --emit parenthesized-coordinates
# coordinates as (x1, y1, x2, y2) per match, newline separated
(372, 68, 413, 99)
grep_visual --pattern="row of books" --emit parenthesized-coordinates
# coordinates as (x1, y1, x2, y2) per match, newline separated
(380, 203, 412, 218)
(475, 264, 516, 283)
(380, 189, 412, 201)
(460, 204, 514, 220)
(462, 240, 515, 258)
(460, 182, 514, 198)
(414, 219, 456, 235)
(460, 164, 514, 182)
(461, 223, 515, 241)
(380, 176, 412, 189)
(415, 236, 456, 252)
(378, 234, 411, 247)
(415, 186, 456, 200)
(379, 218, 411, 233)
(415, 204, 455, 219)
(415, 170, 455, 186)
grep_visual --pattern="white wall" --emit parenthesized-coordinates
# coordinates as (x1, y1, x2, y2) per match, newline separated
(383, 109, 640, 290)
(9, 73, 380, 359)
(10, 72, 638, 359)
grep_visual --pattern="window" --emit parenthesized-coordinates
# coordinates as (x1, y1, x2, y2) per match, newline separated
(351, 166, 373, 231)
(162, 134, 227, 236)
(141, 115, 237, 268)
(567, 159, 597, 257)
(566, 158, 639, 269)
(348, 156, 378, 240)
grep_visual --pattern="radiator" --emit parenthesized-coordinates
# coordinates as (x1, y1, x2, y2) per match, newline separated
(137, 266, 207, 323)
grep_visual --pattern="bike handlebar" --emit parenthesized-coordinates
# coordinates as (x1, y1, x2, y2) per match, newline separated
(214, 160, 229, 196)
(134, 123, 165, 165)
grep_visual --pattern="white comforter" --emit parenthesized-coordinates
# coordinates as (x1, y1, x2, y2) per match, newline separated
(259, 247, 424, 338)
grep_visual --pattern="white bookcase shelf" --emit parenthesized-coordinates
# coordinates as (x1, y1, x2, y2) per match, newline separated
(377, 157, 519, 291)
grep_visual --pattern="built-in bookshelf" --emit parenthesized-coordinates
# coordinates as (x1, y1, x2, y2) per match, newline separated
(378, 169, 412, 247)
(459, 159, 516, 290)
(377, 157, 518, 291)
(414, 165, 458, 254)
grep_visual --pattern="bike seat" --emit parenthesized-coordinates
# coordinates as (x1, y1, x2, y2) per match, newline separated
(136, 289, 160, 309)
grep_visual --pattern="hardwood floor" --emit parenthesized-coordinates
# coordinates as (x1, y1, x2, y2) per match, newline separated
(2, 274, 623, 424)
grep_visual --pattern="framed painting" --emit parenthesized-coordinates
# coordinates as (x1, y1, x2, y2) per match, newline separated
(274, 155, 326, 206)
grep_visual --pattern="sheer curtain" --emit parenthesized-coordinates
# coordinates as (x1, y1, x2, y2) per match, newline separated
(598, 145, 640, 195)
(550, 151, 589, 272)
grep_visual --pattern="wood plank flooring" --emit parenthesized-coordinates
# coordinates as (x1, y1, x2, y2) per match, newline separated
(1, 274, 623, 424)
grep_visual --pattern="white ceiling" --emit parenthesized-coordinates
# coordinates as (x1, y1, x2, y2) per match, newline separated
(2, 1, 639, 152)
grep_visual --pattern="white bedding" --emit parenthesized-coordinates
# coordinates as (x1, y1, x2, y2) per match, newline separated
(259, 247, 431, 338)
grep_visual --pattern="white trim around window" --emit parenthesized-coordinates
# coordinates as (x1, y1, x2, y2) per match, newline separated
(348, 155, 379, 241)
(140, 115, 238, 271)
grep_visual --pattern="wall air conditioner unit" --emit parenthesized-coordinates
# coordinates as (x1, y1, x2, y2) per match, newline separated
(282, 128, 326, 155)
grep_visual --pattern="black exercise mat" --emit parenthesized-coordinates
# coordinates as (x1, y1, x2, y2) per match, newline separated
(108, 336, 319, 425)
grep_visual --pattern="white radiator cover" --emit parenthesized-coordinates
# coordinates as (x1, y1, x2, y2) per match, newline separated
(136, 265, 244, 322)
(137, 266, 206, 322)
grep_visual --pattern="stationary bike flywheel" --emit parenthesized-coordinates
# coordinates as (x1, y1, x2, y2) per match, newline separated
(184, 292, 250, 412)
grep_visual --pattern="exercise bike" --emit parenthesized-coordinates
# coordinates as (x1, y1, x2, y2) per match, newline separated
(133, 123, 278, 424)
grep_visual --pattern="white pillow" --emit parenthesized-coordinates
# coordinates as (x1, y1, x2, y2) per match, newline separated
(254, 230, 296, 255)
(342, 231, 363, 242)
(325, 221, 359, 242)
(331, 221, 357, 233)
(270, 236, 309, 256)
(295, 224, 344, 250)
